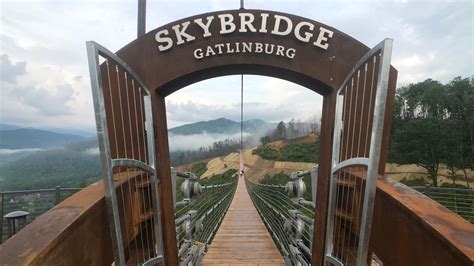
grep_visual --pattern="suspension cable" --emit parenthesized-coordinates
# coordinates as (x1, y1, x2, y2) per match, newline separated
(240, 74, 244, 175)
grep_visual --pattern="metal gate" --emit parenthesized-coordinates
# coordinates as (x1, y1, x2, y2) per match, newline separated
(87, 41, 164, 265)
(324, 39, 393, 266)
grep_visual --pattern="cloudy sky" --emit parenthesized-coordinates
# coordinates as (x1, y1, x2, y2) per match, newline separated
(0, 0, 472, 132)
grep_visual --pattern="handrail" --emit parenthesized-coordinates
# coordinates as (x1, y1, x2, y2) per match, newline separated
(0, 187, 81, 195)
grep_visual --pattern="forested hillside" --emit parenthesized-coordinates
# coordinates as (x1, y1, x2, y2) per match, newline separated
(0, 128, 85, 149)
(0, 140, 100, 191)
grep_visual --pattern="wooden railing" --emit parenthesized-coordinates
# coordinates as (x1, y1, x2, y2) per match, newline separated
(0, 174, 473, 265)
(0, 187, 81, 243)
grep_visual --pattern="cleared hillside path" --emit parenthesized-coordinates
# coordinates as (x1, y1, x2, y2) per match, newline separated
(203, 176, 284, 265)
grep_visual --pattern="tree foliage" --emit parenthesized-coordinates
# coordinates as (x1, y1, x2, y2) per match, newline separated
(389, 77, 473, 187)
(253, 139, 320, 163)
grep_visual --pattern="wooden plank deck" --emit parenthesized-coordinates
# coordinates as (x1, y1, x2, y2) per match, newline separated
(203, 176, 284, 265)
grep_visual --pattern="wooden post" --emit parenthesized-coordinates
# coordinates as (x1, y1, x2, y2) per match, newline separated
(151, 93, 179, 265)
(312, 92, 336, 265)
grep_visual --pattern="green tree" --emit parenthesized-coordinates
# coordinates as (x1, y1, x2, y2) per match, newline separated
(444, 77, 474, 186)
(274, 121, 287, 140)
(390, 117, 449, 187)
(389, 76, 473, 187)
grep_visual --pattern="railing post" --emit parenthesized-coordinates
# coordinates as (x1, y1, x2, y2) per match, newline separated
(55, 186, 61, 204)
(1, 194, 4, 243)
(171, 168, 177, 209)
(311, 166, 318, 205)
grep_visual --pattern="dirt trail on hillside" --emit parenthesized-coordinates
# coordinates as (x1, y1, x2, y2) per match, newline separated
(176, 148, 473, 186)
(200, 148, 315, 183)
(385, 163, 473, 186)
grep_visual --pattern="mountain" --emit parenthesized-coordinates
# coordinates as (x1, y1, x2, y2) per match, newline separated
(0, 123, 21, 130)
(41, 128, 96, 138)
(0, 128, 85, 149)
(169, 118, 274, 135)
(0, 139, 100, 191)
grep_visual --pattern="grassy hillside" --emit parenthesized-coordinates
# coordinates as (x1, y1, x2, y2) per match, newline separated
(253, 135, 320, 163)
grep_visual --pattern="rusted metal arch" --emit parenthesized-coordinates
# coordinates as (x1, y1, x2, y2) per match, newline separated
(109, 9, 398, 264)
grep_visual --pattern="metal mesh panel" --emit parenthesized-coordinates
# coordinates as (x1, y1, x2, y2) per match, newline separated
(325, 39, 393, 266)
(87, 41, 164, 266)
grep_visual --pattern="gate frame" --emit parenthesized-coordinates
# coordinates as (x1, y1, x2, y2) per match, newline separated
(324, 39, 393, 266)
(87, 41, 165, 266)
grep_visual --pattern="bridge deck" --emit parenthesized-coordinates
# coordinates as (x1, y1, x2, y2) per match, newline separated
(203, 176, 284, 265)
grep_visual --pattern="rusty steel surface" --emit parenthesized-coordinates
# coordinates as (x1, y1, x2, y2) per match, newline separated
(0, 181, 111, 265)
(371, 177, 474, 266)
(0, 172, 139, 266)
(114, 9, 370, 96)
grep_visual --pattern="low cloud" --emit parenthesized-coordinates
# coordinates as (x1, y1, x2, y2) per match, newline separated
(168, 132, 251, 151)
(82, 147, 99, 156)
(0, 148, 43, 155)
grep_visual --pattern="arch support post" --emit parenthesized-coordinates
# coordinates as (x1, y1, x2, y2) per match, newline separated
(312, 91, 336, 265)
(151, 93, 179, 265)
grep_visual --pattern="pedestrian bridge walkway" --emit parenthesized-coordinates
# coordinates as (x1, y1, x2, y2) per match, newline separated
(204, 176, 284, 265)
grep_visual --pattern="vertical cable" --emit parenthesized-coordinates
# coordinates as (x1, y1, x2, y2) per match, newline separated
(138, 86, 156, 259)
(354, 54, 378, 263)
(131, 80, 150, 260)
(124, 72, 144, 262)
(334, 84, 347, 260)
(241, 74, 243, 151)
(337, 78, 354, 261)
(116, 65, 140, 262)
(343, 69, 361, 263)
(107, 61, 133, 261)
(346, 63, 369, 262)
(240, 74, 244, 175)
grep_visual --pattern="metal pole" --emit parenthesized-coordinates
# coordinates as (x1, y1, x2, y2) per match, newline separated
(240, 0, 244, 9)
(241, 74, 243, 151)
(240, 74, 244, 175)
(1, 194, 4, 243)
(137, 0, 146, 37)
(55, 186, 61, 204)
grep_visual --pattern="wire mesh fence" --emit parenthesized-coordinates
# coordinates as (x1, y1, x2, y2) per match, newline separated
(174, 177, 237, 264)
(246, 177, 315, 265)
(412, 186, 474, 223)
(0, 187, 81, 243)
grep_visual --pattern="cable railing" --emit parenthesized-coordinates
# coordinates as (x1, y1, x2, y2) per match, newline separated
(173, 170, 237, 265)
(245, 168, 317, 266)
(0, 186, 81, 243)
(411, 186, 474, 223)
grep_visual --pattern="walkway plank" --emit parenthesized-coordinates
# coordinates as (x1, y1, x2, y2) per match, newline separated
(204, 177, 284, 265)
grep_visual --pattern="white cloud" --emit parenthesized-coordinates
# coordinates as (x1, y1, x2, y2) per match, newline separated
(0, 148, 43, 155)
(0, 54, 26, 83)
(168, 132, 250, 151)
(0, 0, 472, 130)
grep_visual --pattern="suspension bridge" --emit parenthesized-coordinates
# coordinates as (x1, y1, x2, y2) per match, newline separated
(204, 176, 283, 265)
(169, 162, 317, 265)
